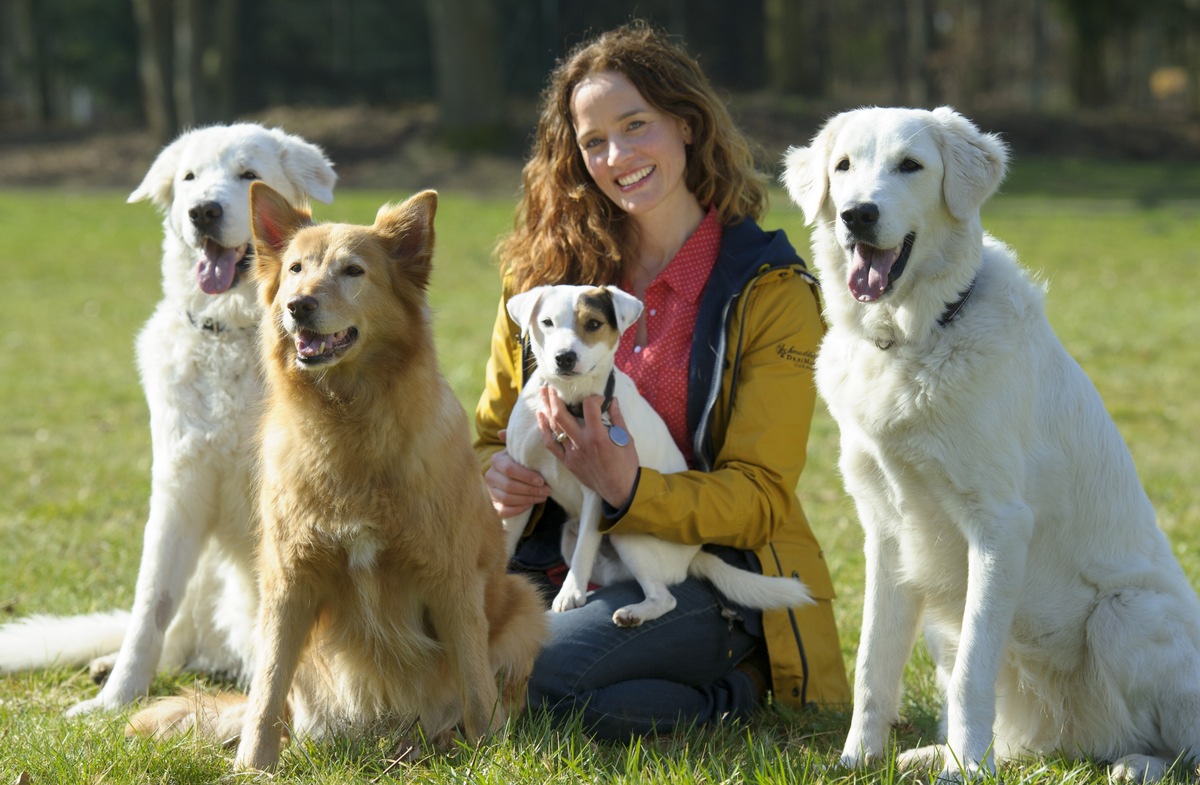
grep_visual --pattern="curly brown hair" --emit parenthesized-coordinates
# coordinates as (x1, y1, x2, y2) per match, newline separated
(497, 20, 768, 292)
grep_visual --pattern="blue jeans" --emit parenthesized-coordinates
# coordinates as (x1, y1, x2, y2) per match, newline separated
(526, 575, 761, 740)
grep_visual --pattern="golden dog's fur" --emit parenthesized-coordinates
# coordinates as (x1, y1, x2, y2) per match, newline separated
(129, 184, 546, 771)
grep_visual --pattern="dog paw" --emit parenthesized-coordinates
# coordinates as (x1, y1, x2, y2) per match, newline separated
(87, 653, 118, 685)
(1108, 755, 1171, 783)
(838, 748, 884, 770)
(65, 695, 106, 717)
(897, 745, 991, 783)
(896, 744, 949, 773)
(611, 607, 644, 627)
(551, 582, 587, 613)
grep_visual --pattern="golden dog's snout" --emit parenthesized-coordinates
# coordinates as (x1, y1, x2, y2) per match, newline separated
(287, 295, 318, 320)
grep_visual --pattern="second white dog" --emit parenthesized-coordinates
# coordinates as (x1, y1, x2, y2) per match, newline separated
(783, 106, 1200, 783)
(503, 284, 812, 628)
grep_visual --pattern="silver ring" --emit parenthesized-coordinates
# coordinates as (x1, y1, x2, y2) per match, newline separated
(554, 431, 569, 444)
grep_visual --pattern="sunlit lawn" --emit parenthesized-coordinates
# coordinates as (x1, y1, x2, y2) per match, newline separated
(1, 155, 1198, 781)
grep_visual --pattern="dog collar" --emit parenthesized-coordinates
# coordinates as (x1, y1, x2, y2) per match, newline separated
(186, 311, 253, 336)
(937, 277, 977, 327)
(564, 370, 615, 419)
(187, 310, 228, 334)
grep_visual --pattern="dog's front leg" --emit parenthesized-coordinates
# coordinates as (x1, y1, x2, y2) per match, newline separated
(841, 525, 923, 767)
(933, 504, 1032, 781)
(427, 575, 500, 741)
(501, 509, 532, 560)
(551, 492, 604, 613)
(68, 469, 213, 715)
(235, 572, 316, 771)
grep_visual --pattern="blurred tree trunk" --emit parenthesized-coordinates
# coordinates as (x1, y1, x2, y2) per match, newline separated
(1057, 0, 1144, 109)
(425, 0, 507, 146)
(886, 0, 933, 105)
(765, 0, 828, 96)
(132, 0, 238, 142)
(1189, 21, 1200, 114)
(9, 0, 52, 124)
(3, 0, 45, 126)
(131, 0, 177, 142)
(173, 0, 238, 128)
(1027, 0, 1049, 110)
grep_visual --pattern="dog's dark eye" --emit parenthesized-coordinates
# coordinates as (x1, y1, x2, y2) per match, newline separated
(540, 317, 553, 328)
(835, 158, 850, 172)
(241, 170, 260, 181)
(345, 265, 364, 277)
(183, 172, 195, 181)
(289, 263, 302, 274)
(899, 158, 923, 173)
(584, 319, 602, 331)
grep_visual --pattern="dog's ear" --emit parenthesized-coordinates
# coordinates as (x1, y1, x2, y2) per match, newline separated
(781, 114, 845, 226)
(375, 189, 437, 291)
(932, 106, 1009, 221)
(603, 286, 644, 335)
(251, 181, 310, 255)
(128, 131, 189, 209)
(250, 182, 311, 306)
(269, 127, 338, 205)
(506, 286, 547, 332)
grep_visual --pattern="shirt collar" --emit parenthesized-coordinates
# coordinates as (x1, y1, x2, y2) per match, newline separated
(656, 205, 722, 304)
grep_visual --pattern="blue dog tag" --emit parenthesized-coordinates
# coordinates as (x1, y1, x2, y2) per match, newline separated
(607, 424, 631, 447)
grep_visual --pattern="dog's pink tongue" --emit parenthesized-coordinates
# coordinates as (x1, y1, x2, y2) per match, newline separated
(197, 241, 246, 295)
(295, 330, 328, 359)
(849, 243, 900, 302)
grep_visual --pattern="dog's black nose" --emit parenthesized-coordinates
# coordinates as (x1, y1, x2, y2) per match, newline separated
(287, 295, 318, 317)
(841, 203, 879, 234)
(188, 201, 224, 231)
(555, 350, 577, 373)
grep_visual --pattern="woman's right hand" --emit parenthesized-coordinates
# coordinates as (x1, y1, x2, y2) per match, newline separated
(485, 437, 552, 519)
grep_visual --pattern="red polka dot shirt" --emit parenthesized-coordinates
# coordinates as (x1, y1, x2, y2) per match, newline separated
(617, 207, 722, 466)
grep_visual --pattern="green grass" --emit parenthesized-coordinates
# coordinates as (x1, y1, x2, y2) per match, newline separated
(1, 159, 1199, 782)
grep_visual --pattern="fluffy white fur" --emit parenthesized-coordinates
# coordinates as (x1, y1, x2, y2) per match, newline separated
(782, 106, 1200, 783)
(503, 284, 812, 627)
(0, 124, 336, 715)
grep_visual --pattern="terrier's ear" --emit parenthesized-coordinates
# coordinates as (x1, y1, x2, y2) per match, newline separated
(506, 286, 548, 332)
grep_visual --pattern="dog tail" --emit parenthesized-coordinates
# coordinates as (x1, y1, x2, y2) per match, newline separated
(689, 552, 814, 610)
(0, 611, 129, 673)
(126, 689, 258, 745)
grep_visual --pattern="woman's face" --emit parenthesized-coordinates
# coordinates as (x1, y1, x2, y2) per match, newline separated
(570, 70, 693, 221)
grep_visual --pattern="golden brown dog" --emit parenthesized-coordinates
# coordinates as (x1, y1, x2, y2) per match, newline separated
(129, 184, 546, 771)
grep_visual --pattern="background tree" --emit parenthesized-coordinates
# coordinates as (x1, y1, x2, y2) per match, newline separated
(130, 0, 176, 142)
(0, 0, 1196, 140)
(425, 0, 506, 147)
(765, 0, 829, 97)
(131, 0, 239, 143)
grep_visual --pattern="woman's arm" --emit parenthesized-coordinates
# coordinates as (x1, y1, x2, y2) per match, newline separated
(474, 293, 551, 517)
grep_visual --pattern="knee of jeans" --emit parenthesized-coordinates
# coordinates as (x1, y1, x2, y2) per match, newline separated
(527, 658, 570, 710)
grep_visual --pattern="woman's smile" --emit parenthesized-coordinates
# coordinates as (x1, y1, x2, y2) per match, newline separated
(617, 165, 655, 189)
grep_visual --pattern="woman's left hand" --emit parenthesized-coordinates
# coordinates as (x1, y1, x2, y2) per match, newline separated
(537, 386, 640, 510)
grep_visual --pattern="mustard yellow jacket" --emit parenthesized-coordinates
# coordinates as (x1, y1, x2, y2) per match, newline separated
(473, 218, 849, 709)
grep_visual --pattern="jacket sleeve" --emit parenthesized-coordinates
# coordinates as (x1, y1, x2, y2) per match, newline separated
(473, 290, 523, 472)
(601, 268, 823, 552)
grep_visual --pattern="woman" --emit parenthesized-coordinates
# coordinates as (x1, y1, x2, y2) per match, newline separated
(474, 21, 849, 740)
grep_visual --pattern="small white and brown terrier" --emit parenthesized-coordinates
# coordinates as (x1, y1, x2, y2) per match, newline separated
(503, 284, 812, 627)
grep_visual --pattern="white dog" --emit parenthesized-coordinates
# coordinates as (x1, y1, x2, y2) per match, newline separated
(0, 124, 336, 716)
(782, 105, 1200, 783)
(503, 284, 812, 628)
